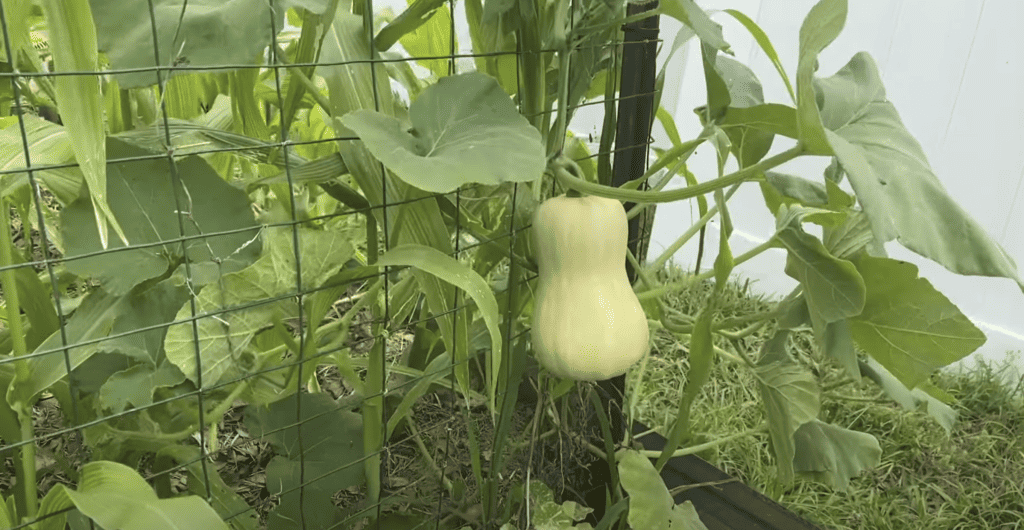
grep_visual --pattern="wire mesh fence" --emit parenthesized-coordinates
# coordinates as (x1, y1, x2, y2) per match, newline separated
(0, 0, 660, 528)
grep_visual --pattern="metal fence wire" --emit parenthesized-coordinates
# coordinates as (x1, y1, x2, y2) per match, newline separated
(0, 0, 659, 528)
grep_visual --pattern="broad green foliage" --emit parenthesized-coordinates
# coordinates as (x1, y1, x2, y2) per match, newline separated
(61, 138, 262, 295)
(618, 450, 709, 530)
(850, 255, 987, 390)
(794, 0, 845, 155)
(792, 419, 882, 491)
(528, 480, 594, 530)
(342, 72, 546, 194)
(3, 0, 1021, 527)
(244, 392, 364, 528)
(0, 115, 82, 205)
(41, 0, 127, 248)
(89, 0, 332, 89)
(164, 226, 358, 386)
(10, 286, 120, 406)
(100, 360, 187, 413)
(775, 204, 866, 323)
(753, 330, 821, 486)
(816, 53, 1024, 291)
(51, 461, 229, 530)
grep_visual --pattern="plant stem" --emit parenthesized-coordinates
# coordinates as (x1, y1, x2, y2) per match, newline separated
(273, 44, 334, 118)
(637, 425, 767, 460)
(638, 237, 777, 302)
(646, 179, 742, 273)
(555, 145, 804, 203)
(0, 203, 29, 379)
(547, 43, 571, 157)
(0, 200, 38, 520)
(824, 392, 887, 403)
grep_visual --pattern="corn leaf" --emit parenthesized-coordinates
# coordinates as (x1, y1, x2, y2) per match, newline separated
(39, 0, 126, 248)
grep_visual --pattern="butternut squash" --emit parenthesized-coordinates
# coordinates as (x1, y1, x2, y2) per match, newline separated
(531, 194, 650, 381)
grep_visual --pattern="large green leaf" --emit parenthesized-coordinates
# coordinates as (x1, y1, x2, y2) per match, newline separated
(794, 0, 846, 154)
(819, 318, 859, 381)
(341, 72, 545, 193)
(792, 419, 881, 491)
(774, 205, 865, 323)
(100, 277, 191, 364)
(50, 461, 228, 530)
(717, 104, 798, 140)
(244, 392, 363, 529)
(851, 255, 985, 390)
(8, 272, 193, 408)
(618, 450, 709, 530)
(157, 445, 259, 530)
(817, 53, 1024, 291)
(100, 360, 186, 414)
(61, 138, 262, 295)
(245, 392, 365, 493)
(753, 330, 820, 485)
(164, 226, 355, 386)
(40, 0, 126, 248)
(89, 0, 331, 88)
(822, 207, 876, 261)
(8, 287, 121, 407)
(702, 55, 776, 168)
(760, 172, 829, 212)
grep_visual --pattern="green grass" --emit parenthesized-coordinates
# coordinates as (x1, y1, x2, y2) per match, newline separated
(630, 264, 1024, 530)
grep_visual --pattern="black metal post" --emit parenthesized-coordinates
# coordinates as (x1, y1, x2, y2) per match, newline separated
(584, 0, 660, 523)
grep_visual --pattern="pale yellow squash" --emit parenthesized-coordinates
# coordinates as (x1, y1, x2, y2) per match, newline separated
(531, 194, 650, 381)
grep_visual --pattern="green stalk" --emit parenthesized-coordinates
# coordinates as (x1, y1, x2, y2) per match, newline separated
(517, 0, 549, 203)
(547, 44, 572, 157)
(0, 200, 37, 521)
(596, 41, 620, 186)
(554, 145, 804, 203)
(636, 425, 767, 460)
(646, 179, 742, 273)
(518, 26, 547, 138)
(636, 238, 777, 301)
(362, 313, 385, 516)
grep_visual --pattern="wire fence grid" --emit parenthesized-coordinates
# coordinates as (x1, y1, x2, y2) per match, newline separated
(0, 0, 662, 528)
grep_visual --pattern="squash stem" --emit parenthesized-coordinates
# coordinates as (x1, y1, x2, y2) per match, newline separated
(638, 238, 776, 301)
(636, 425, 767, 460)
(554, 145, 805, 203)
